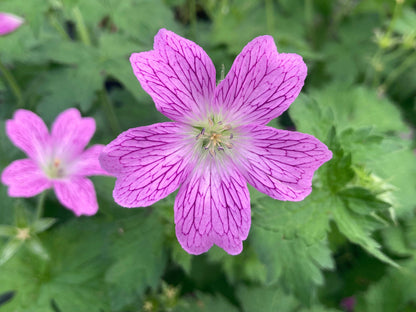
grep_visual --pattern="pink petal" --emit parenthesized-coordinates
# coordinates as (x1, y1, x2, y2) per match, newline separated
(51, 108, 95, 159)
(0, 13, 24, 36)
(235, 125, 332, 201)
(53, 177, 98, 216)
(130, 29, 216, 123)
(6, 109, 50, 162)
(100, 122, 195, 207)
(72, 144, 109, 176)
(214, 36, 307, 125)
(1, 159, 51, 197)
(174, 159, 251, 255)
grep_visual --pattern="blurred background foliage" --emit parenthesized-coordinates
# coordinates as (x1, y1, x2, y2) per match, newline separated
(0, 0, 416, 311)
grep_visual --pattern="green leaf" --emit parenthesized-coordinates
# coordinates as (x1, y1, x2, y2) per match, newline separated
(252, 190, 331, 244)
(31, 40, 97, 65)
(251, 225, 334, 303)
(324, 127, 355, 193)
(381, 225, 412, 257)
(289, 94, 335, 141)
(0, 238, 23, 266)
(291, 85, 409, 136)
(237, 285, 300, 312)
(339, 187, 391, 215)
(392, 7, 416, 36)
(206, 245, 267, 284)
(109, 0, 179, 41)
(331, 197, 397, 267)
(0, 225, 15, 238)
(365, 139, 416, 216)
(174, 292, 239, 312)
(382, 216, 416, 256)
(31, 218, 56, 234)
(171, 242, 192, 274)
(338, 127, 384, 164)
(322, 15, 378, 83)
(0, 219, 111, 312)
(356, 260, 416, 312)
(236, 285, 343, 312)
(36, 64, 103, 121)
(25, 237, 49, 261)
(0, 0, 52, 63)
(105, 211, 167, 311)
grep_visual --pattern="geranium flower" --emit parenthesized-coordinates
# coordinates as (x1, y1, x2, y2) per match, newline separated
(100, 29, 332, 255)
(0, 12, 24, 36)
(1, 108, 108, 216)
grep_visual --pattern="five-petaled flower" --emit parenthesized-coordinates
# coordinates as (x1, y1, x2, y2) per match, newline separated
(1, 108, 108, 216)
(0, 12, 23, 36)
(100, 29, 332, 255)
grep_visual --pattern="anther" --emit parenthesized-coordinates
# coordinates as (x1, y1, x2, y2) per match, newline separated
(196, 128, 205, 140)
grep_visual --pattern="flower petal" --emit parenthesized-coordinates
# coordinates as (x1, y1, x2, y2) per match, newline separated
(235, 125, 332, 201)
(1, 159, 51, 197)
(0, 13, 24, 36)
(174, 159, 251, 255)
(130, 28, 216, 123)
(72, 144, 109, 176)
(53, 177, 98, 216)
(51, 108, 95, 159)
(100, 122, 195, 207)
(6, 109, 50, 161)
(214, 36, 307, 125)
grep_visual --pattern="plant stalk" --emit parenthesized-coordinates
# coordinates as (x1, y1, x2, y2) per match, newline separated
(0, 60, 23, 107)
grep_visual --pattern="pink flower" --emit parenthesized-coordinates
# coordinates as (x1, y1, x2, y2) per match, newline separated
(1, 108, 108, 216)
(0, 12, 24, 36)
(100, 29, 332, 255)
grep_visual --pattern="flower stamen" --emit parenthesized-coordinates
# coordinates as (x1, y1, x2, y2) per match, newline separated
(195, 117, 234, 157)
(44, 157, 66, 179)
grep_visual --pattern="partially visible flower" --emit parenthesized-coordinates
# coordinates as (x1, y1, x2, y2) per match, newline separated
(100, 29, 332, 255)
(340, 296, 356, 312)
(1, 108, 108, 216)
(0, 12, 24, 36)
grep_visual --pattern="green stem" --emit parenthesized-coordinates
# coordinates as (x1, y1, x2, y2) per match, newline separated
(0, 60, 23, 107)
(365, 0, 403, 86)
(189, 0, 197, 40)
(73, 6, 91, 46)
(385, 0, 403, 38)
(99, 89, 121, 135)
(265, 0, 274, 33)
(49, 14, 71, 40)
(384, 52, 416, 90)
(35, 191, 47, 221)
(304, 0, 313, 34)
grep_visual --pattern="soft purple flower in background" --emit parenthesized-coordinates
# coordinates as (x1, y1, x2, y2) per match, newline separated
(100, 29, 332, 255)
(340, 296, 356, 312)
(0, 12, 23, 36)
(1, 108, 108, 216)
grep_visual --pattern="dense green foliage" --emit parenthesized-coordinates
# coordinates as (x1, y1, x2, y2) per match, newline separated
(1, 0, 416, 311)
